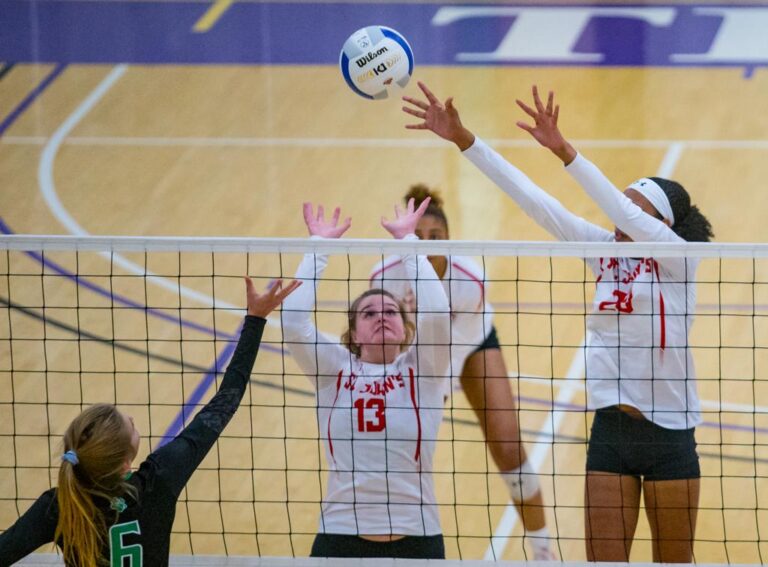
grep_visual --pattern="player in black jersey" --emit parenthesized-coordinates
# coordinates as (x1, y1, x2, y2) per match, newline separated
(0, 277, 300, 567)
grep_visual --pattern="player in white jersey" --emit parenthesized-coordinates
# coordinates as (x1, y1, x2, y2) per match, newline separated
(370, 186, 554, 561)
(282, 200, 451, 559)
(402, 82, 713, 563)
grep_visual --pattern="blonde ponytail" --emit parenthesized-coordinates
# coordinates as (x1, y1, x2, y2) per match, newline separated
(55, 404, 136, 567)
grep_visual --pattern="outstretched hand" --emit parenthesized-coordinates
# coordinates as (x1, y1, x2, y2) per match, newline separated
(302, 203, 351, 238)
(402, 82, 475, 151)
(245, 277, 302, 318)
(381, 197, 431, 240)
(516, 85, 576, 165)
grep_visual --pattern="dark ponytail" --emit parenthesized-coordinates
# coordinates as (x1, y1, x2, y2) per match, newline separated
(649, 177, 714, 242)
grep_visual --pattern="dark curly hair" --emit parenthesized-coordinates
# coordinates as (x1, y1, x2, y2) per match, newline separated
(648, 177, 714, 242)
(405, 184, 448, 234)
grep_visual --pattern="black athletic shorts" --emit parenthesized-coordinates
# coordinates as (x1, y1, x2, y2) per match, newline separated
(586, 406, 700, 481)
(310, 533, 445, 559)
(470, 325, 501, 354)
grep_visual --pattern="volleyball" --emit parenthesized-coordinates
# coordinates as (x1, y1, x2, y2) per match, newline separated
(339, 26, 414, 100)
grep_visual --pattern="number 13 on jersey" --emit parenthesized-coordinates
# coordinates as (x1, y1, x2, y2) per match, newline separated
(354, 397, 386, 432)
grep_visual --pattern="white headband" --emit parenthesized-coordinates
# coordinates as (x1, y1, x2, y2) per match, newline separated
(628, 178, 674, 226)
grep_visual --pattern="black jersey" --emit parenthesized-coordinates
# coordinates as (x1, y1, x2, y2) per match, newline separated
(0, 315, 266, 567)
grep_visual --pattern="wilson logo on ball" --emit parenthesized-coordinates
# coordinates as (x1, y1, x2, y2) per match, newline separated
(355, 46, 390, 68)
(340, 26, 414, 100)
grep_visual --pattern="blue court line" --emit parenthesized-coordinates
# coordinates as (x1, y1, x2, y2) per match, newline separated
(3, 215, 764, 437)
(0, 65, 237, 343)
(0, 223, 283, 446)
(4, 217, 765, 437)
(0, 220, 286, 356)
(0, 44, 760, 445)
(158, 323, 240, 447)
(0, 63, 65, 137)
(0, 66, 244, 450)
(0, 50, 754, 449)
(0, 218, 237, 340)
(0, 63, 15, 81)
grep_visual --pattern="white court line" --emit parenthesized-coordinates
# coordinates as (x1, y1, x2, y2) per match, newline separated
(485, 345, 585, 560)
(514, 374, 768, 415)
(639, 145, 768, 414)
(32, 79, 763, 551)
(37, 65, 246, 316)
(39, 66, 128, 239)
(8, 134, 768, 150)
(318, 299, 767, 312)
(483, 141, 688, 560)
(700, 399, 768, 414)
(657, 142, 685, 178)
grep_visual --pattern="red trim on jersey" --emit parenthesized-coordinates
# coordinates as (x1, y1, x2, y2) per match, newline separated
(450, 262, 485, 310)
(652, 260, 666, 351)
(327, 370, 343, 461)
(369, 259, 404, 285)
(408, 367, 422, 462)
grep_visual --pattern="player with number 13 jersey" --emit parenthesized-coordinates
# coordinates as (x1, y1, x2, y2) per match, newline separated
(282, 201, 450, 557)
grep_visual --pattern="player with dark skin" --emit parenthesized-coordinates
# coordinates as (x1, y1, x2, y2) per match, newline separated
(402, 81, 712, 563)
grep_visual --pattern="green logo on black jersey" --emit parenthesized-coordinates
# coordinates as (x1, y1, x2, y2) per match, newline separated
(109, 520, 142, 566)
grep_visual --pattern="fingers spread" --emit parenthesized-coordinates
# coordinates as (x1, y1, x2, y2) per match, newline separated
(302, 203, 314, 225)
(415, 196, 431, 216)
(402, 96, 428, 111)
(516, 99, 537, 119)
(278, 279, 302, 300)
(402, 106, 426, 119)
(532, 85, 545, 113)
(418, 81, 440, 104)
(270, 278, 284, 293)
(516, 121, 535, 134)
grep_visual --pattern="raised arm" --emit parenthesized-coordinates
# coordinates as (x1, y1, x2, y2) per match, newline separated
(517, 85, 682, 245)
(147, 277, 300, 496)
(369, 256, 413, 301)
(281, 204, 354, 386)
(566, 156, 683, 244)
(381, 198, 451, 379)
(515, 85, 577, 166)
(403, 82, 611, 244)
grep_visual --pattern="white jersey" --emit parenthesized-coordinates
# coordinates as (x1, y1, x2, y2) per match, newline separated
(281, 247, 451, 536)
(464, 138, 701, 429)
(370, 255, 494, 384)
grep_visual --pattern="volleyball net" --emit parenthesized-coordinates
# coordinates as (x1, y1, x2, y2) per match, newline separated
(1, 235, 767, 563)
